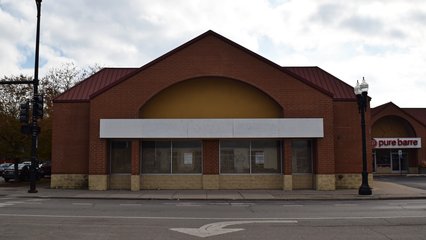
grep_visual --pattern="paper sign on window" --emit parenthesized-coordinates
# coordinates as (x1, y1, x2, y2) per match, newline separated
(184, 152, 193, 165)
(254, 151, 265, 165)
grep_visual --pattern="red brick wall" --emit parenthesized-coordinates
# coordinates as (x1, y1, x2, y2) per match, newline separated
(333, 101, 372, 173)
(283, 140, 292, 174)
(81, 35, 337, 175)
(51, 102, 89, 174)
(131, 140, 140, 175)
(54, 36, 346, 174)
(203, 140, 219, 174)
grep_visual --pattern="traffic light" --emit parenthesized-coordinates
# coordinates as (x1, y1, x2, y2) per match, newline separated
(34, 94, 43, 119)
(19, 100, 30, 124)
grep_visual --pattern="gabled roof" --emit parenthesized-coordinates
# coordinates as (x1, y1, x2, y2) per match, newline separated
(372, 102, 426, 127)
(404, 108, 426, 126)
(54, 68, 137, 102)
(284, 67, 355, 100)
(54, 30, 356, 103)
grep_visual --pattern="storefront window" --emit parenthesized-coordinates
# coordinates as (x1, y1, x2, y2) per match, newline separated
(141, 141, 171, 174)
(292, 140, 312, 174)
(172, 141, 202, 173)
(141, 140, 202, 174)
(220, 140, 250, 173)
(220, 140, 281, 174)
(109, 140, 131, 174)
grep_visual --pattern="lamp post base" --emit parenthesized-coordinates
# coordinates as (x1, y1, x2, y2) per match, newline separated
(358, 185, 372, 195)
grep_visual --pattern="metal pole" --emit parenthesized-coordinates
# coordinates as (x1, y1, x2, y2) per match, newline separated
(28, 0, 42, 193)
(358, 91, 372, 195)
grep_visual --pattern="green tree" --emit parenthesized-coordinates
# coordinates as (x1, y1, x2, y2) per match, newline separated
(0, 75, 32, 162)
(0, 63, 101, 162)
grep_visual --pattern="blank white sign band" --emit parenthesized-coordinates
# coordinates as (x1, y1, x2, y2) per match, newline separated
(100, 118, 324, 139)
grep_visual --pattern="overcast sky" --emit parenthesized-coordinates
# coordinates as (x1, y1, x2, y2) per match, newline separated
(1, 0, 425, 107)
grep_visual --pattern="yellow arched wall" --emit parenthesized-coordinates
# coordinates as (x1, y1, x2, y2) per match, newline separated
(139, 77, 283, 118)
(372, 115, 416, 137)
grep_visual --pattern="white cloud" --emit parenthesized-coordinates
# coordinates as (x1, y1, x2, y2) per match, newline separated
(0, 0, 425, 107)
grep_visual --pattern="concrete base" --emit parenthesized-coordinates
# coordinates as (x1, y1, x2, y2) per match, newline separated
(131, 175, 141, 191)
(283, 175, 292, 190)
(141, 175, 203, 189)
(293, 174, 314, 189)
(335, 174, 361, 189)
(109, 174, 131, 190)
(219, 175, 282, 189)
(88, 175, 109, 191)
(51, 174, 88, 189)
(315, 174, 336, 191)
(202, 175, 219, 189)
(335, 173, 374, 189)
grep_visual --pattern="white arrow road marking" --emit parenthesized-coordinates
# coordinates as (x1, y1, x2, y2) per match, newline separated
(170, 220, 297, 238)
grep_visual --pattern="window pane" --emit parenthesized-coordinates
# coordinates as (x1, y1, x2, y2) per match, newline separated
(110, 140, 131, 174)
(251, 140, 281, 173)
(220, 140, 250, 173)
(172, 141, 202, 174)
(141, 141, 171, 173)
(292, 140, 312, 173)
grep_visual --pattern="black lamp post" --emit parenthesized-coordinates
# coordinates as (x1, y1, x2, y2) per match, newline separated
(354, 77, 372, 195)
(28, 0, 43, 193)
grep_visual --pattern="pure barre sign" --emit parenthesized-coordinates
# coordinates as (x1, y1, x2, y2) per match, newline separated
(372, 138, 422, 149)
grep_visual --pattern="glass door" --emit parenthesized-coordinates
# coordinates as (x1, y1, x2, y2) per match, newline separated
(391, 150, 408, 173)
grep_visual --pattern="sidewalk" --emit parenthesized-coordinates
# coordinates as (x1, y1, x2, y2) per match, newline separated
(1, 180, 426, 201)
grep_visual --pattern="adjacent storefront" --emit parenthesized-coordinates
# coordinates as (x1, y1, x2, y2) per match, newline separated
(372, 103, 426, 174)
(372, 138, 421, 173)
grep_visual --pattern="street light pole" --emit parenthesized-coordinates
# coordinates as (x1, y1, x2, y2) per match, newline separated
(354, 78, 372, 195)
(28, 0, 43, 193)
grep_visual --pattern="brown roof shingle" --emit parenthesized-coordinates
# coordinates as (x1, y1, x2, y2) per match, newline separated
(404, 108, 426, 126)
(284, 66, 355, 100)
(54, 68, 137, 102)
(54, 31, 356, 103)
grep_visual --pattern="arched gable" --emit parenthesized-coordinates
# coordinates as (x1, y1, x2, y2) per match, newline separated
(139, 76, 283, 118)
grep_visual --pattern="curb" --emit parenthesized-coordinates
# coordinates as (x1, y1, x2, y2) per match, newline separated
(9, 194, 426, 202)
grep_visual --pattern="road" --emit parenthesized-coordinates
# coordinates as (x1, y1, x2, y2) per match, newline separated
(1, 197, 426, 239)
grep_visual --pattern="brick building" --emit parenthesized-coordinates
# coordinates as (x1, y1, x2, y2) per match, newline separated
(372, 102, 425, 174)
(51, 30, 371, 191)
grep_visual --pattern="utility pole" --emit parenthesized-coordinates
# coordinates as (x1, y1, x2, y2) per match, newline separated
(28, 0, 43, 193)
(0, 0, 43, 193)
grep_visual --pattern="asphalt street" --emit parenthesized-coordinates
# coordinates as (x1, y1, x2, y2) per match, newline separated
(1, 197, 426, 240)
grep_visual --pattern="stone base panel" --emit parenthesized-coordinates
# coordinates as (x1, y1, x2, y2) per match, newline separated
(89, 175, 109, 191)
(315, 174, 336, 191)
(110, 174, 131, 190)
(219, 175, 283, 189)
(52, 173, 372, 190)
(293, 174, 314, 190)
(139, 175, 284, 190)
(51, 174, 88, 189)
(131, 175, 141, 191)
(141, 175, 203, 190)
(203, 175, 220, 189)
(335, 174, 361, 189)
(335, 173, 374, 189)
(283, 175, 292, 191)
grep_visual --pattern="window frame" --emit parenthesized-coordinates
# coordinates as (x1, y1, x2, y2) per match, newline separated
(219, 139, 282, 175)
(140, 139, 203, 175)
(108, 139, 132, 175)
(291, 139, 313, 175)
